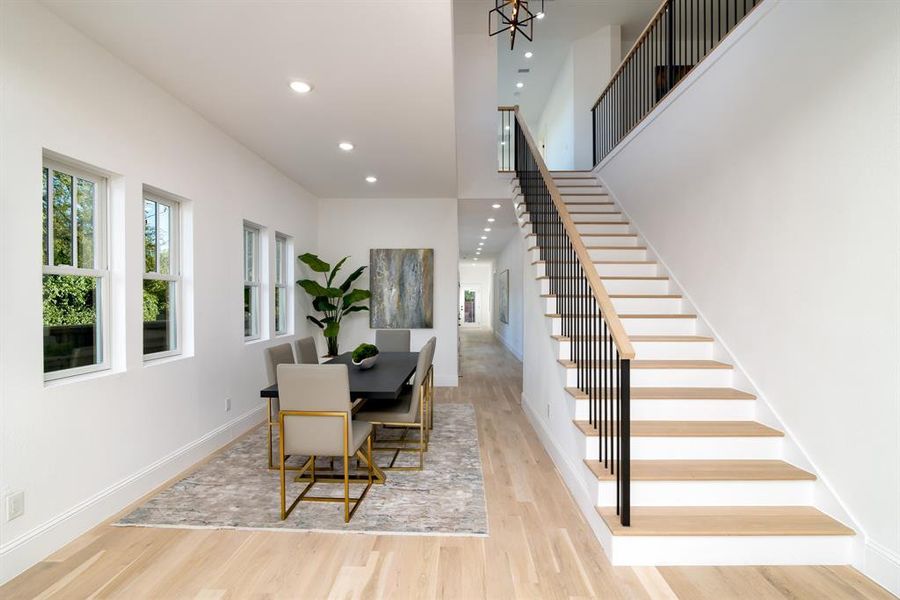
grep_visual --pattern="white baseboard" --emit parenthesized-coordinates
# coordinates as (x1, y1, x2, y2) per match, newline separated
(494, 331, 523, 361)
(864, 540, 900, 597)
(520, 392, 614, 557)
(0, 405, 264, 585)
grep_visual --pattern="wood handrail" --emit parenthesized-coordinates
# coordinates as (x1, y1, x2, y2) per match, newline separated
(509, 107, 635, 359)
(498, 105, 518, 111)
(591, 0, 669, 109)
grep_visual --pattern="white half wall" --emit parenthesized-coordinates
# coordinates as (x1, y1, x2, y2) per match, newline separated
(596, 1, 900, 594)
(492, 234, 524, 360)
(0, 0, 319, 584)
(316, 198, 459, 387)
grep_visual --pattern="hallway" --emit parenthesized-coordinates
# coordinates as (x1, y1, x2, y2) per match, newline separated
(1, 329, 893, 599)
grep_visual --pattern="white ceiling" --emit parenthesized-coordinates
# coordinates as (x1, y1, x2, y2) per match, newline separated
(42, 0, 458, 199)
(458, 198, 518, 260)
(497, 0, 660, 124)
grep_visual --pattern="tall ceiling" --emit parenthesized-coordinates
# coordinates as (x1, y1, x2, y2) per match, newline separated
(458, 198, 518, 261)
(497, 0, 660, 124)
(42, 0, 458, 199)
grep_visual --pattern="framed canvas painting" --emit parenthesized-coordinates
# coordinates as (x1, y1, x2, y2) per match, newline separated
(369, 248, 434, 328)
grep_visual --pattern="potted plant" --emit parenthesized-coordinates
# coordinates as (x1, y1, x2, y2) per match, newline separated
(297, 253, 371, 357)
(351, 343, 379, 370)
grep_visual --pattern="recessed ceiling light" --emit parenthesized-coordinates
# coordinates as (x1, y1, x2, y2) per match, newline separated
(500, 141, 506, 146)
(365, 176, 377, 183)
(536, 12, 545, 19)
(473, 258, 479, 261)
(478, 242, 484, 246)
(525, 51, 533, 58)
(504, 125, 510, 131)
(339, 142, 354, 151)
(516, 82, 524, 89)
(481, 235, 487, 240)
(491, 203, 501, 209)
(289, 81, 313, 94)
(483, 227, 492, 232)
(487, 218, 496, 223)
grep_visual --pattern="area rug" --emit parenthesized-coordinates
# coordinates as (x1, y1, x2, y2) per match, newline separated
(116, 404, 488, 536)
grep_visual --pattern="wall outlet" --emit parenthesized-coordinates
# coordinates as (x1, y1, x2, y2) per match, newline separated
(5, 491, 24, 521)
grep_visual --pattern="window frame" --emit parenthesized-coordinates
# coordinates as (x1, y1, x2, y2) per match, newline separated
(243, 222, 262, 341)
(42, 158, 110, 382)
(142, 192, 182, 361)
(274, 233, 291, 336)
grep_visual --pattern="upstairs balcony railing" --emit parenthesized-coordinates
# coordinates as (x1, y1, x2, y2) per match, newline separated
(505, 106, 635, 526)
(592, 0, 763, 165)
(498, 105, 517, 172)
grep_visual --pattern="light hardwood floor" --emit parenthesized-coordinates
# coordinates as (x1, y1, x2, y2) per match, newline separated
(1, 329, 894, 599)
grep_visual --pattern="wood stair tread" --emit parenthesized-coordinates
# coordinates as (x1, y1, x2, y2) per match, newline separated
(532, 259, 653, 265)
(566, 387, 757, 400)
(558, 359, 732, 370)
(573, 420, 783, 438)
(545, 312, 695, 318)
(584, 459, 816, 482)
(597, 506, 854, 537)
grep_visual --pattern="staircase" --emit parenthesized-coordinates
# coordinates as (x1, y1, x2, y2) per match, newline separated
(509, 116, 858, 565)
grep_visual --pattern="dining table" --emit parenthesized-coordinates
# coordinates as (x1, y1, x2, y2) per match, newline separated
(260, 350, 420, 484)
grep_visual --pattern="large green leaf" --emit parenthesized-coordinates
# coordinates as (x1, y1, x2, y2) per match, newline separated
(342, 305, 369, 314)
(298, 253, 330, 273)
(339, 265, 366, 292)
(342, 288, 371, 308)
(297, 279, 328, 298)
(327, 256, 349, 287)
(306, 315, 325, 329)
(324, 286, 344, 299)
(323, 321, 340, 338)
(312, 296, 337, 312)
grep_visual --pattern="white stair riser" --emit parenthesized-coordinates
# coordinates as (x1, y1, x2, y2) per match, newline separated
(562, 203, 617, 213)
(607, 535, 853, 566)
(557, 339, 714, 360)
(552, 177, 600, 185)
(553, 186, 608, 194)
(572, 212, 625, 223)
(595, 480, 815, 508)
(574, 398, 757, 421)
(535, 262, 656, 279)
(621, 317, 697, 335)
(564, 365, 733, 387)
(576, 223, 633, 234)
(586, 248, 647, 261)
(582, 235, 639, 246)
(611, 297, 681, 312)
(600, 279, 671, 294)
(597, 263, 659, 276)
(577, 432, 783, 460)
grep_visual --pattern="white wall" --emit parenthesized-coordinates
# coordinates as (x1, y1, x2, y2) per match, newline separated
(536, 26, 621, 171)
(492, 234, 524, 360)
(0, 0, 319, 583)
(316, 198, 459, 387)
(597, 1, 900, 593)
(536, 52, 575, 171)
(459, 262, 493, 328)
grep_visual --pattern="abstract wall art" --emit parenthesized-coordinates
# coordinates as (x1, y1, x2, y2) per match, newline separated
(498, 269, 509, 324)
(369, 248, 434, 329)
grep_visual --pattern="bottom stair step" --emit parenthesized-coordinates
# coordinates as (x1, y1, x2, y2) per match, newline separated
(598, 506, 854, 537)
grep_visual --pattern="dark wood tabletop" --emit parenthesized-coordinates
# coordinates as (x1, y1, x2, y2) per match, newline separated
(260, 351, 418, 401)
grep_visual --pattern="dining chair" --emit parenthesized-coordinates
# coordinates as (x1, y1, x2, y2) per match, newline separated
(265, 343, 296, 469)
(375, 329, 410, 352)
(356, 337, 436, 470)
(421, 337, 437, 431)
(277, 364, 374, 522)
(295, 336, 319, 364)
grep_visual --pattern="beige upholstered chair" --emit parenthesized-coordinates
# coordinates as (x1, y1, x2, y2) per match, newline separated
(295, 336, 319, 365)
(265, 343, 296, 468)
(356, 337, 436, 470)
(375, 329, 411, 352)
(276, 364, 374, 522)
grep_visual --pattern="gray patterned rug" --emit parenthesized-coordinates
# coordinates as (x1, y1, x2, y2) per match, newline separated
(116, 404, 488, 536)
